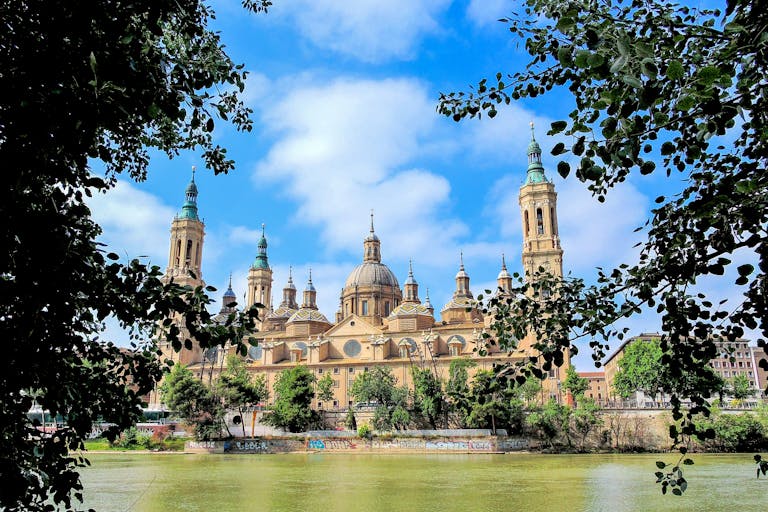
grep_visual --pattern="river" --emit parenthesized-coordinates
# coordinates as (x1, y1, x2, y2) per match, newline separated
(80, 452, 767, 511)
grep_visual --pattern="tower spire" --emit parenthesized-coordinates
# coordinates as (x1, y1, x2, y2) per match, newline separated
(179, 166, 200, 220)
(370, 209, 375, 235)
(526, 121, 546, 184)
(363, 210, 381, 262)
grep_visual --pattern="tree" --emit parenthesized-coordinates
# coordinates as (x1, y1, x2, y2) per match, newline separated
(160, 364, 223, 440)
(614, 339, 664, 400)
(563, 366, 589, 402)
(465, 370, 519, 434)
(571, 398, 603, 451)
(350, 367, 410, 431)
(439, 0, 767, 463)
(2, 1, 272, 509)
(262, 365, 317, 433)
(316, 373, 335, 404)
(445, 358, 476, 427)
(345, 406, 358, 431)
(727, 374, 752, 401)
(526, 398, 571, 449)
(411, 367, 445, 429)
(216, 355, 269, 437)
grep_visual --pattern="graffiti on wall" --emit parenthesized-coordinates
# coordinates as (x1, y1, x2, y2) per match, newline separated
(306, 439, 359, 450)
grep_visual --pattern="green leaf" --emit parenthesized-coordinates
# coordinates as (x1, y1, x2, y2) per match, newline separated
(587, 53, 605, 68)
(697, 66, 721, 85)
(550, 120, 568, 134)
(737, 264, 754, 277)
(557, 161, 570, 178)
(656, 461, 666, 469)
(666, 60, 684, 80)
(610, 55, 627, 73)
(640, 59, 658, 78)
(574, 50, 591, 68)
(622, 75, 643, 88)
(683, 458, 694, 465)
(552, 142, 566, 155)
(640, 161, 656, 175)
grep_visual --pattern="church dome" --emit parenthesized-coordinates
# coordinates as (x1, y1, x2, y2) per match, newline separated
(287, 308, 330, 323)
(344, 261, 400, 289)
(388, 302, 432, 318)
(267, 305, 297, 320)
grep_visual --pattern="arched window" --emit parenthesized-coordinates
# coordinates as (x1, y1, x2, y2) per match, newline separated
(536, 208, 544, 235)
(524, 210, 530, 234)
(185, 239, 193, 265)
(550, 207, 556, 235)
(175, 240, 181, 266)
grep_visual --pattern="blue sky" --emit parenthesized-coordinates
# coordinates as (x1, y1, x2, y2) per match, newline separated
(87, 0, 746, 371)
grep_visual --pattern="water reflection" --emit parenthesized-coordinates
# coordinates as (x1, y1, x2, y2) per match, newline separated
(80, 453, 767, 512)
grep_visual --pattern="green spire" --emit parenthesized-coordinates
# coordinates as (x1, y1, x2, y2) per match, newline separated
(252, 223, 270, 269)
(525, 122, 546, 184)
(179, 166, 200, 220)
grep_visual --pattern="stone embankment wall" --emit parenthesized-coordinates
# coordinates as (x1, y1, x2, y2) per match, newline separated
(186, 434, 528, 454)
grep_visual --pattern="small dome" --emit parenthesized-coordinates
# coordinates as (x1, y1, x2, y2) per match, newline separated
(185, 180, 198, 195)
(287, 308, 330, 324)
(441, 296, 474, 313)
(344, 261, 400, 289)
(267, 305, 297, 320)
(388, 302, 433, 318)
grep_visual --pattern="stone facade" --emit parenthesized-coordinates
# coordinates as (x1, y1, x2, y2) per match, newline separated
(156, 128, 571, 409)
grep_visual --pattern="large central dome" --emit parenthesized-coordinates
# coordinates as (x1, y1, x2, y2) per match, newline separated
(344, 261, 400, 288)
(339, 214, 403, 325)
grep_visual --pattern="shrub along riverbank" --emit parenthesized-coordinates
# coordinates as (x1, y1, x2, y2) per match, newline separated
(83, 427, 188, 452)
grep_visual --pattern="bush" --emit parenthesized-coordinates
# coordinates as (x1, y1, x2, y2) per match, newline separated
(357, 424, 372, 439)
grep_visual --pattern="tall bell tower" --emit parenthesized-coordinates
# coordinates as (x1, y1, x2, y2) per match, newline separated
(165, 167, 205, 286)
(519, 123, 563, 279)
(160, 167, 206, 367)
(247, 224, 273, 329)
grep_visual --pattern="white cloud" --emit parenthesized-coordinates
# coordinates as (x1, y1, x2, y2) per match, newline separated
(255, 77, 469, 266)
(274, 0, 451, 62)
(466, 0, 515, 27)
(556, 177, 648, 274)
(88, 180, 175, 266)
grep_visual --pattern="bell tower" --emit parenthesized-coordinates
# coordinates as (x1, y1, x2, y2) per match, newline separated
(160, 167, 206, 367)
(165, 167, 205, 287)
(519, 123, 563, 279)
(247, 224, 273, 329)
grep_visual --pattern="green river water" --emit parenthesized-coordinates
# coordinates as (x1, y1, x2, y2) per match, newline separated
(80, 453, 767, 512)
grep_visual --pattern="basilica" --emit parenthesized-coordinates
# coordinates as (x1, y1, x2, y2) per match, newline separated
(156, 127, 569, 409)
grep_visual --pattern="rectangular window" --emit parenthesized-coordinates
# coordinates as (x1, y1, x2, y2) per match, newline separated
(333, 367, 339, 374)
(349, 367, 355, 373)
(333, 400, 338, 407)
(362, 300, 368, 315)
(333, 379, 339, 388)
(318, 368, 323, 374)
(384, 301, 391, 316)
